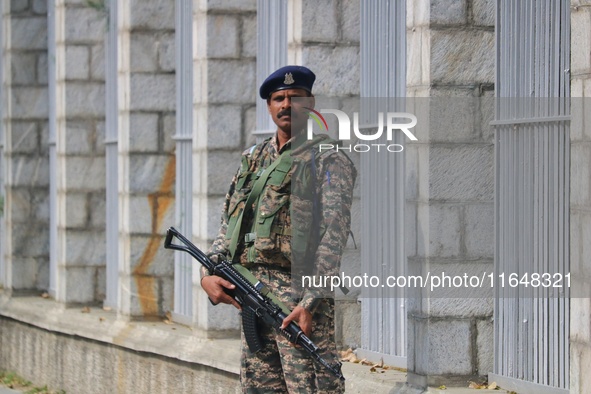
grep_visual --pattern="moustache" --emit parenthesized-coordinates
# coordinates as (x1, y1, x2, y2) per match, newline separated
(277, 109, 292, 118)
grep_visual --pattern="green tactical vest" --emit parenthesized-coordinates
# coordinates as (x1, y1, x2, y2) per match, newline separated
(225, 134, 340, 266)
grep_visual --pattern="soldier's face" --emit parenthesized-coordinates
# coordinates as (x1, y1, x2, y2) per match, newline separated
(267, 88, 314, 135)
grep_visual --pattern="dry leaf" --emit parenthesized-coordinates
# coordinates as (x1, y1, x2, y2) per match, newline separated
(438, 385, 447, 390)
(488, 382, 497, 389)
(99, 317, 105, 322)
(369, 366, 377, 373)
(81, 307, 91, 313)
(41, 292, 49, 298)
(103, 306, 112, 311)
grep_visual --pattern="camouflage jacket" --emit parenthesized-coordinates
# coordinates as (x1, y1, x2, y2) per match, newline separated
(209, 133, 356, 313)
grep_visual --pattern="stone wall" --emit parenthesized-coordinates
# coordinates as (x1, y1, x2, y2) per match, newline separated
(1, 0, 50, 292)
(405, 0, 495, 387)
(570, 1, 591, 393)
(117, 0, 177, 318)
(192, 0, 257, 331)
(52, 0, 107, 305)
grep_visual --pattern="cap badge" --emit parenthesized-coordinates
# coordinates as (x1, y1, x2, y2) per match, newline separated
(284, 72, 295, 85)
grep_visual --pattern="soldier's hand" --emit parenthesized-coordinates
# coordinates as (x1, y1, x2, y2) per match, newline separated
(201, 275, 241, 310)
(281, 305, 312, 337)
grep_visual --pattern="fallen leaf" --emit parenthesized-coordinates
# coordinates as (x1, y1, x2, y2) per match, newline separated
(438, 385, 447, 390)
(369, 366, 377, 373)
(41, 292, 49, 299)
(99, 317, 105, 322)
(103, 306, 112, 312)
(488, 382, 498, 390)
(81, 307, 91, 313)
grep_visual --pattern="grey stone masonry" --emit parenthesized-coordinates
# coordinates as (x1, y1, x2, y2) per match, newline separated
(51, 0, 107, 305)
(118, 0, 176, 319)
(405, 0, 495, 387)
(286, 0, 362, 351)
(1, 0, 50, 292)
(570, 3, 591, 394)
(192, 0, 256, 333)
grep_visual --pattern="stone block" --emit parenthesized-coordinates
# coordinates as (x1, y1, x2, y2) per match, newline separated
(11, 156, 50, 187)
(206, 196, 227, 241)
(11, 53, 37, 85)
(430, 29, 495, 84)
(129, 114, 159, 152)
(130, 74, 175, 111)
(302, 46, 360, 96)
(11, 257, 38, 289)
(12, 223, 50, 257)
(430, 0, 467, 25)
(130, 33, 159, 72)
(11, 0, 30, 13)
(162, 114, 176, 152)
(203, 0, 256, 12)
(464, 203, 494, 258)
(65, 266, 96, 303)
(480, 95, 495, 142)
(64, 193, 88, 228)
(10, 122, 38, 153)
(65, 8, 107, 43)
(95, 266, 106, 300)
(10, 16, 47, 50)
(64, 156, 106, 190)
(472, 0, 495, 26)
(406, 29, 424, 87)
(208, 15, 239, 58)
(90, 192, 106, 227)
(128, 154, 174, 193)
(158, 33, 175, 72)
(206, 151, 242, 195)
(427, 96, 480, 142)
(414, 319, 473, 375)
(428, 145, 494, 201)
(340, 0, 360, 43)
(130, 0, 175, 30)
(206, 105, 242, 148)
(571, 144, 591, 206)
(417, 203, 461, 258)
(129, 235, 174, 276)
(37, 53, 48, 84)
(32, 0, 47, 14)
(90, 43, 105, 80)
(128, 195, 154, 234)
(66, 45, 90, 80)
(64, 82, 106, 117)
(301, 0, 338, 43)
(64, 231, 106, 265)
(476, 318, 494, 375)
(65, 121, 93, 154)
(240, 14, 257, 58)
(571, 10, 591, 75)
(12, 87, 49, 119)
(95, 121, 106, 154)
(207, 60, 256, 104)
(335, 300, 361, 348)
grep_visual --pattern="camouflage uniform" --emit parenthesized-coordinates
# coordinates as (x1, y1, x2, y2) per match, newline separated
(209, 132, 356, 393)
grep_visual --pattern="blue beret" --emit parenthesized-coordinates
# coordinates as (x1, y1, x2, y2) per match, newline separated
(259, 65, 316, 99)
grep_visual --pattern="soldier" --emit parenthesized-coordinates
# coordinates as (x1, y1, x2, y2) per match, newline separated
(201, 65, 356, 393)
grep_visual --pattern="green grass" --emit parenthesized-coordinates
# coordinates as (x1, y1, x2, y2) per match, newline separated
(0, 371, 65, 394)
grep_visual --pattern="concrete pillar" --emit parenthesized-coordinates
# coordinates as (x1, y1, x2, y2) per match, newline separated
(192, 0, 256, 333)
(48, 0, 107, 304)
(1, 0, 50, 294)
(116, 0, 176, 318)
(405, 0, 495, 387)
(570, 1, 591, 393)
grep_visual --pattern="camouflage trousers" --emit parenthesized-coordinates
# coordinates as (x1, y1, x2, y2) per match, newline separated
(240, 265, 344, 394)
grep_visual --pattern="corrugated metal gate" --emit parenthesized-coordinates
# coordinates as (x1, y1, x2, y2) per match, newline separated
(492, 1, 570, 392)
(358, 0, 407, 367)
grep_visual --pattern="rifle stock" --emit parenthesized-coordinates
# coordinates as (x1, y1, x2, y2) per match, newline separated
(164, 227, 345, 381)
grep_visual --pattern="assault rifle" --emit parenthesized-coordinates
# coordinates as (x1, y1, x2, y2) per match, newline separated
(164, 227, 345, 381)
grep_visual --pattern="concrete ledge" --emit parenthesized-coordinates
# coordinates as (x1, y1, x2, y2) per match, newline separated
(0, 294, 240, 376)
(0, 294, 409, 393)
